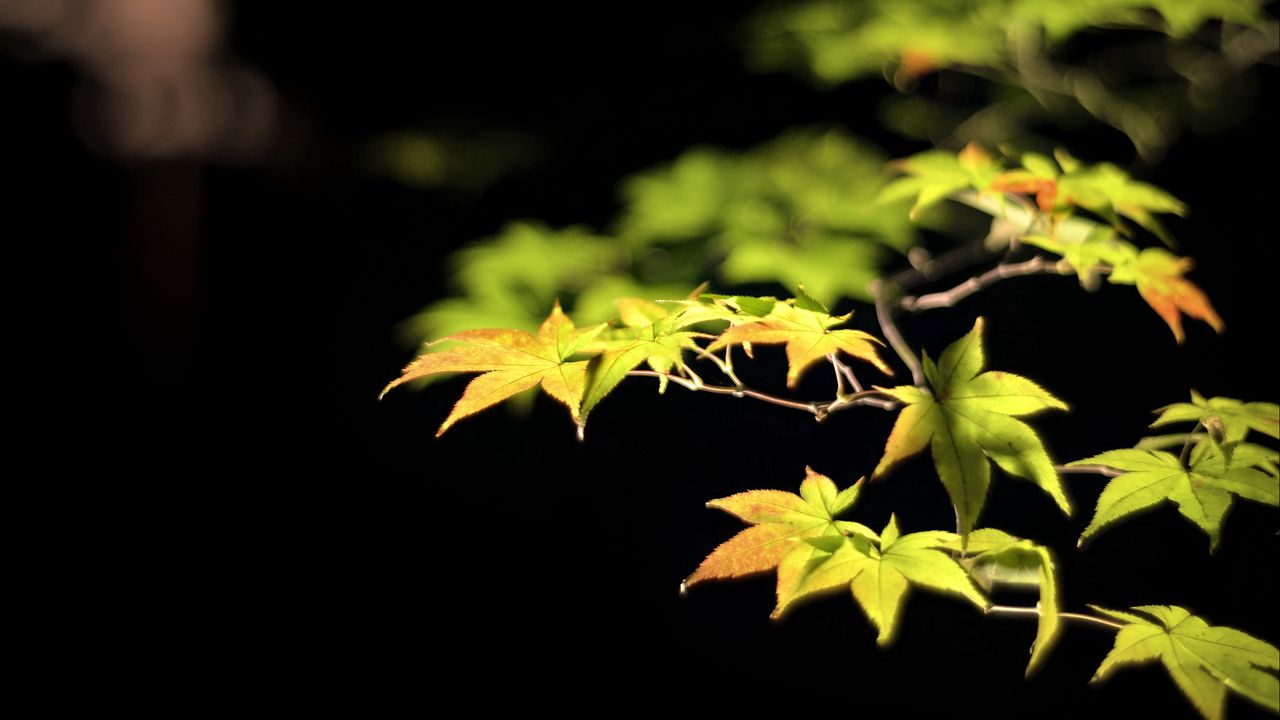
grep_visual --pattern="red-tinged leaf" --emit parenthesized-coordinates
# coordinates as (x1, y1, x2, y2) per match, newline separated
(381, 302, 605, 435)
(683, 468, 869, 594)
(991, 171, 1058, 212)
(1110, 249, 1223, 343)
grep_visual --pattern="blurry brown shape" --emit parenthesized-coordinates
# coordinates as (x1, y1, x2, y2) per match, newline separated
(2, 0, 278, 163)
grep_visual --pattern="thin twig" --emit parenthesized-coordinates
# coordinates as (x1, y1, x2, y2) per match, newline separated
(627, 370, 817, 412)
(830, 355, 863, 392)
(1179, 420, 1204, 468)
(870, 279, 926, 388)
(693, 345, 744, 388)
(1055, 464, 1123, 478)
(987, 604, 1122, 630)
(828, 356, 899, 410)
(829, 353, 848, 397)
(625, 371, 896, 417)
(900, 256, 1065, 312)
(887, 239, 996, 290)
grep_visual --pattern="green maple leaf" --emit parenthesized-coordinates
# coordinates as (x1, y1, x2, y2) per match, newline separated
(1152, 390, 1280, 443)
(578, 298, 709, 426)
(941, 528, 1062, 676)
(873, 317, 1071, 541)
(1091, 605, 1279, 720)
(706, 289, 891, 387)
(877, 143, 1001, 219)
(683, 467, 877, 598)
(1072, 439, 1279, 550)
(773, 514, 987, 645)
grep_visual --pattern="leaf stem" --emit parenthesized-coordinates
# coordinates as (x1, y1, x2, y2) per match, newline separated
(693, 346, 744, 388)
(870, 279, 927, 388)
(986, 604, 1122, 630)
(900, 256, 1066, 312)
(830, 353, 848, 397)
(1055, 464, 1122, 478)
(1179, 420, 1203, 469)
(1134, 432, 1206, 451)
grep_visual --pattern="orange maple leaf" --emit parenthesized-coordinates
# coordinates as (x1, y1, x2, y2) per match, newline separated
(1112, 249, 1224, 343)
(683, 468, 873, 599)
(990, 171, 1058, 212)
(380, 302, 604, 435)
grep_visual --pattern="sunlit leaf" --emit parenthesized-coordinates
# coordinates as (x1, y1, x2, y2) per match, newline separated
(944, 530, 1062, 675)
(382, 302, 606, 435)
(874, 318, 1071, 541)
(1072, 439, 1279, 550)
(1107, 248, 1223, 344)
(707, 295, 892, 387)
(775, 515, 988, 645)
(684, 468, 875, 601)
(1152, 390, 1280, 443)
(1091, 605, 1279, 720)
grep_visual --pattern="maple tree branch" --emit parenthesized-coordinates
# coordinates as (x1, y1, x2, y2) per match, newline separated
(900, 256, 1067, 312)
(986, 604, 1123, 631)
(627, 370, 818, 413)
(827, 356, 898, 411)
(693, 345, 744, 388)
(870, 279, 927, 388)
(830, 355, 864, 392)
(626, 371, 896, 417)
(1055, 464, 1122, 478)
(888, 238, 997, 290)
(830, 353, 848, 396)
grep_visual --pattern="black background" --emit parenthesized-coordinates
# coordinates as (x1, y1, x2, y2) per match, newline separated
(8, 3, 1275, 715)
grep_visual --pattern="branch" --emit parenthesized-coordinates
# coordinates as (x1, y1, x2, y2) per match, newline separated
(1055, 464, 1122, 478)
(986, 604, 1123, 630)
(829, 353, 901, 409)
(870, 279, 926, 387)
(625, 371, 897, 418)
(900, 256, 1066, 312)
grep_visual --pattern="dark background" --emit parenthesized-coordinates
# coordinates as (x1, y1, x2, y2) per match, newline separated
(7, 3, 1275, 715)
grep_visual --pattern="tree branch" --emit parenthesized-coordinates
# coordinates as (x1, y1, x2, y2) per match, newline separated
(900, 256, 1066, 312)
(870, 279, 926, 387)
(986, 604, 1122, 630)
(625, 371, 896, 417)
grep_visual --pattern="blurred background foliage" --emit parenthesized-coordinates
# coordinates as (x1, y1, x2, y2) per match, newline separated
(381, 0, 1276, 363)
(750, 0, 1276, 158)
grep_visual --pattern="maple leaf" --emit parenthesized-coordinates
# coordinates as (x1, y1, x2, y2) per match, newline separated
(1090, 605, 1279, 720)
(1152, 390, 1280, 443)
(1109, 248, 1223, 343)
(706, 288, 891, 387)
(989, 152, 1062, 212)
(380, 302, 605, 436)
(873, 317, 1071, 541)
(682, 468, 876, 600)
(1072, 439, 1279, 550)
(577, 298, 708, 424)
(940, 528, 1061, 676)
(877, 143, 999, 219)
(773, 515, 987, 645)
